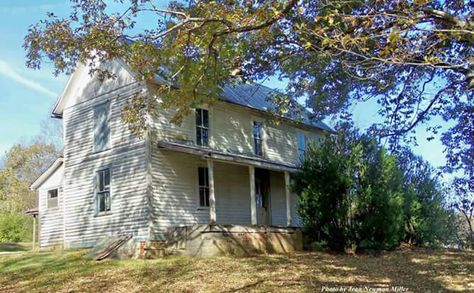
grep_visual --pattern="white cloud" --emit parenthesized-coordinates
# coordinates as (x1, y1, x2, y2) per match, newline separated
(0, 59, 57, 98)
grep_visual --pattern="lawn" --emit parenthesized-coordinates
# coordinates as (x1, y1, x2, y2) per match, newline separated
(0, 249, 472, 293)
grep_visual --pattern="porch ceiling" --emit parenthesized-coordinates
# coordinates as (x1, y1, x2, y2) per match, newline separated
(157, 140, 298, 173)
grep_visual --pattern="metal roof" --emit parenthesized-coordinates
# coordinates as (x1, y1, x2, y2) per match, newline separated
(220, 83, 334, 132)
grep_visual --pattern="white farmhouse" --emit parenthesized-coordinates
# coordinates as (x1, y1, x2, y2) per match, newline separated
(31, 60, 332, 257)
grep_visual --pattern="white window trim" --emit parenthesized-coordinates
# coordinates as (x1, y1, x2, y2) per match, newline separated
(297, 131, 307, 161)
(46, 186, 60, 210)
(194, 107, 211, 147)
(195, 162, 210, 210)
(94, 166, 113, 216)
(252, 118, 265, 157)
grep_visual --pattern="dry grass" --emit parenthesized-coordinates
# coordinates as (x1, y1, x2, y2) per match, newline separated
(0, 248, 472, 292)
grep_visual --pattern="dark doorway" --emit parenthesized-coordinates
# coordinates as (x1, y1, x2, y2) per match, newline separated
(255, 168, 271, 225)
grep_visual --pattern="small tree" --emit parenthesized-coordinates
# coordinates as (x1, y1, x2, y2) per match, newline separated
(294, 130, 358, 251)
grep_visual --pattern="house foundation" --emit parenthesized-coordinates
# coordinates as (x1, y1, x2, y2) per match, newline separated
(163, 224, 303, 257)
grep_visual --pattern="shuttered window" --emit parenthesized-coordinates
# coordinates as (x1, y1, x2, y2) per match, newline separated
(96, 169, 111, 213)
(253, 121, 263, 156)
(195, 108, 209, 146)
(93, 102, 110, 152)
(198, 167, 210, 207)
(47, 189, 58, 209)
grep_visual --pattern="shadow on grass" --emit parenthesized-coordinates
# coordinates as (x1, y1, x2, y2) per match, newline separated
(0, 249, 472, 292)
(0, 242, 30, 252)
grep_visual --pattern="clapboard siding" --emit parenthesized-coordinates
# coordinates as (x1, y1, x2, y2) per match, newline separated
(38, 165, 64, 247)
(61, 61, 149, 248)
(149, 144, 301, 239)
(150, 145, 258, 239)
(149, 96, 324, 166)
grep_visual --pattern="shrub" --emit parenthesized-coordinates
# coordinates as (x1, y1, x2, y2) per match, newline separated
(0, 213, 32, 242)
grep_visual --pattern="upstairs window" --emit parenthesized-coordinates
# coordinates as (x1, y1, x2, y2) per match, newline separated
(195, 108, 209, 146)
(96, 168, 111, 213)
(198, 167, 210, 207)
(297, 132, 307, 161)
(47, 189, 58, 209)
(253, 121, 263, 156)
(93, 102, 110, 152)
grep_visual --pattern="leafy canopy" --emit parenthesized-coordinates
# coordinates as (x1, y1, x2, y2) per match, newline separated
(24, 0, 473, 191)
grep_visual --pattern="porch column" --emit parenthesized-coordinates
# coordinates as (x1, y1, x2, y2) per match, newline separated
(32, 215, 36, 251)
(207, 159, 216, 224)
(285, 171, 292, 227)
(249, 166, 257, 225)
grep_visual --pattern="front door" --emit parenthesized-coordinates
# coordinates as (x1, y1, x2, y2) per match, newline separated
(255, 169, 270, 226)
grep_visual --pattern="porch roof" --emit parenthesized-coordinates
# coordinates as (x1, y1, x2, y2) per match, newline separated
(157, 140, 298, 173)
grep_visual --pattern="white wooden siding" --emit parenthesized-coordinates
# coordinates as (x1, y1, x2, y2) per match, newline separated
(38, 164, 64, 247)
(62, 61, 149, 248)
(149, 95, 324, 166)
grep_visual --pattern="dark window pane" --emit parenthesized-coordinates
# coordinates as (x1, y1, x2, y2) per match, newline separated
(202, 128, 209, 146)
(196, 109, 202, 126)
(104, 169, 110, 187)
(196, 128, 202, 145)
(198, 167, 204, 186)
(202, 109, 209, 127)
(48, 189, 58, 198)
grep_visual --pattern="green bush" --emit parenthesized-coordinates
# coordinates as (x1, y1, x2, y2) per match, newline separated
(0, 213, 32, 242)
(294, 127, 454, 252)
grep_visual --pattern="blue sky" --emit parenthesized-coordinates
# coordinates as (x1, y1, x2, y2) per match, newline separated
(0, 1, 450, 174)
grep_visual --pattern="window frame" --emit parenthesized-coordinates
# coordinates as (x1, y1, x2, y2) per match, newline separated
(197, 166, 210, 208)
(93, 101, 111, 153)
(297, 131, 307, 161)
(195, 108, 209, 147)
(253, 121, 264, 156)
(46, 188, 59, 209)
(95, 168, 111, 215)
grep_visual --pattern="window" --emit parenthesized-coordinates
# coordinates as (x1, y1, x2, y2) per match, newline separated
(93, 102, 110, 152)
(297, 132, 307, 161)
(253, 121, 263, 156)
(198, 167, 210, 207)
(195, 108, 209, 146)
(96, 169, 111, 213)
(47, 189, 58, 208)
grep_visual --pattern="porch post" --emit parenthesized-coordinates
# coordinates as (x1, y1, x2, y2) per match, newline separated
(207, 159, 216, 224)
(249, 166, 257, 225)
(32, 215, 36, 251)
(284, 171, 292, 227)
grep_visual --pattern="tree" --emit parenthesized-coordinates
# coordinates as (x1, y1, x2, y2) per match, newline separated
(294, 124, 454, 251)
(24, 0, 473, 137)
(397, 148, 455, 246)
(24, 1, 473, 203)
(0, 141, 60, 242)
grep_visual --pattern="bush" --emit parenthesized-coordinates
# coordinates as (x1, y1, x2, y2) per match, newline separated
(294, 127, 454, 252)
(0, 213, 32, 242)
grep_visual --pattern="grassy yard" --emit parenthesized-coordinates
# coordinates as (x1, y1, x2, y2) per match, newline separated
(0, 249, 472, 293)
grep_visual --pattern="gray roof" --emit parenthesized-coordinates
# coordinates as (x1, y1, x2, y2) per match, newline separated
(220, 83, 334, 132)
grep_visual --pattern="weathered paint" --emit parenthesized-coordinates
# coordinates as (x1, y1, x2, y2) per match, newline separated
(40, 60, 322, 249)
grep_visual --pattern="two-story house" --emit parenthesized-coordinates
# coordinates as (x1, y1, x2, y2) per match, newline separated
(30, 59, 332, 257)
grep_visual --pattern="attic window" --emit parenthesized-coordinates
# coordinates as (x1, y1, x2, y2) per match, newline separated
(195, 108, 209, 146)
(93, 102, 110, 152)
(47, 189, 58, 209)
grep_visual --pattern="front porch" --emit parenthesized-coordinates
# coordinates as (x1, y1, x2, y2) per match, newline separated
(157, 140, 298, 228)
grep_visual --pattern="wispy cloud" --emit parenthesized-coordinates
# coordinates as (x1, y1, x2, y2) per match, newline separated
(0, 60, 57, 98)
